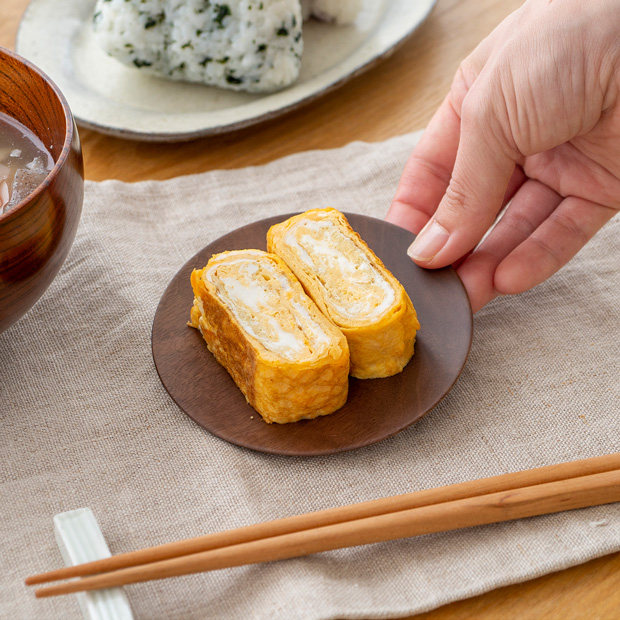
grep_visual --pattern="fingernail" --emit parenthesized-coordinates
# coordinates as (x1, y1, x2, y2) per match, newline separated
(407, 220, 450, 262)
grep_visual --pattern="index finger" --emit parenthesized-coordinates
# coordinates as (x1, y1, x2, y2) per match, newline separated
(386, 95, 461, 234)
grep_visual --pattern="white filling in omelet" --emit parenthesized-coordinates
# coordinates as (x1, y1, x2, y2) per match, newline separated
(283, 217, 395, 321)
(205, 251, 331, 360)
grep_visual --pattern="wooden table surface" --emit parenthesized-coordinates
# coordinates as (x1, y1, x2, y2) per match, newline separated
(3, 1, 620, 618)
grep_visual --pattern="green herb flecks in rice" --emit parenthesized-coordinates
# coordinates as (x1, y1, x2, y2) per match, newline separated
(92, 0, 303, 93)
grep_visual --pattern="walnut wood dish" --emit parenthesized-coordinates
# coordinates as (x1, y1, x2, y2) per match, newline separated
(152, 213, 473, 456)
(0, 46, 84, 334)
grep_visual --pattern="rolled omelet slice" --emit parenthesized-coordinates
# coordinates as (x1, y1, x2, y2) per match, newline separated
(189, 249, 349, 424)
(267, 208, 420, 379)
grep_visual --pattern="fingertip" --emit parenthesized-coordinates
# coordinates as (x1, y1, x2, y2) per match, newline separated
(493, 252, 541, 295)
(406, 219, 450, 262)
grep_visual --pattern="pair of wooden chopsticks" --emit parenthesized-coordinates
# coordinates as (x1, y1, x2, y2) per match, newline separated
(27, 452, 620, 598)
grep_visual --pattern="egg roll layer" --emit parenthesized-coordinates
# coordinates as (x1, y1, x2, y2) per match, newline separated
(190, 249, 349, 424)
(267, 209, 420, 379)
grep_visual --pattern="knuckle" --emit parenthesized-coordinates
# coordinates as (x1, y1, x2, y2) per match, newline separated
(530, 234, 563, 272)
(441, 177, 484, 221)
(409, 154, 452, 188)
(459, 91, 486, 127)
(500, 210, 538, 239)
(549, 210, 589, 247)
(451, 63, 475, 107)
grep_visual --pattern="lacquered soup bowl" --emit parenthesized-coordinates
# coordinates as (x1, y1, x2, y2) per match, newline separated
(0, 46, 84, 334)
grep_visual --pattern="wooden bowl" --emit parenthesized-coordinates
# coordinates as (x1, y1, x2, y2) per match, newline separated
(0, 46, 84, 334)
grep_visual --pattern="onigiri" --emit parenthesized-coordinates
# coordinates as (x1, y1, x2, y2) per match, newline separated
(92, 0, 304, 93)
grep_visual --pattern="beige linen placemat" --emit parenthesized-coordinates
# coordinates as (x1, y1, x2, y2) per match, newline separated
(1, 131, 619, 620)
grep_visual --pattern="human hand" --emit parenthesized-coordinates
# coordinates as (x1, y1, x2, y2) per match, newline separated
(386, 0, 620, 312)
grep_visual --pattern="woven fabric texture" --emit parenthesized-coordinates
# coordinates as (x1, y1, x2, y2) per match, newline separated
(1, 131, 619, 620)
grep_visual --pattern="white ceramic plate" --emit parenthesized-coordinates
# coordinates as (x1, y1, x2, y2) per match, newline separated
(16, 0, 436, 142)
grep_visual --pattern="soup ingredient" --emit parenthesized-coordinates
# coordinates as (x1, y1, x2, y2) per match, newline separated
(92, 0, 303, 93)
(0, 111, 53, 215)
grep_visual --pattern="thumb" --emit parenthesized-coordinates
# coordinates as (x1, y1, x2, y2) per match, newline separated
(407, 91, 516, 268)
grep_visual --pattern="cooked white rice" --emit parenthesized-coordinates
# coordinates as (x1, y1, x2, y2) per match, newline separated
(92, 0, 303, 93)
(300, 0, 363, 24)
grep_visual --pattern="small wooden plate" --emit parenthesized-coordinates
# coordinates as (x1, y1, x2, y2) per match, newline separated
(152, 213, 472, 456)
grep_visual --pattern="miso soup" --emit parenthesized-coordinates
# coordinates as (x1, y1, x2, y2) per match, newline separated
(0, 111, 54, 215)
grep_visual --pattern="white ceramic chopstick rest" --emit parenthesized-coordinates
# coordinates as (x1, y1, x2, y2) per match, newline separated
(53, 508, 134, 620)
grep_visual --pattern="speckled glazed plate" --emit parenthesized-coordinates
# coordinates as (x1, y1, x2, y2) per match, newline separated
(16, 0, 436, 142)
(151, 213, 472, 456)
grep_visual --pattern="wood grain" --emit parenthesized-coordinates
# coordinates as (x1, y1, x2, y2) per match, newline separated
(26, 453, 620, 587)
(31, 467, 620, 598)
(3, 0, 620, 617)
